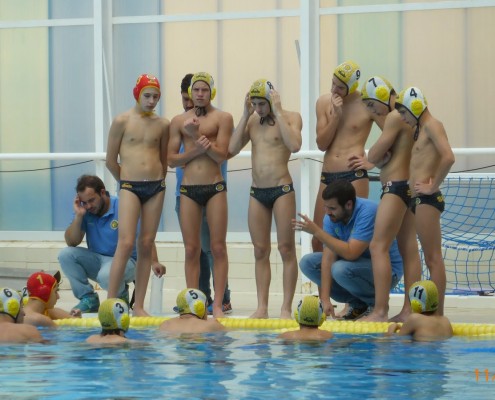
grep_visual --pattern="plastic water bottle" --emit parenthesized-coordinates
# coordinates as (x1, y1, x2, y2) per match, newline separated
(149, 274, 163, 315)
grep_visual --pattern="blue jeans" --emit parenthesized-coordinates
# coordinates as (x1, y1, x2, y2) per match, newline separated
(299, 252, 399, 309)
(58, 246, 136, 299)
(175, 196, 230, 303)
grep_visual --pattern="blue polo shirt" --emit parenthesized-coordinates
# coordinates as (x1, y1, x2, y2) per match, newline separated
(323, 197, 403, 279)
(175, 143, 228, 197)
(78, 195, 137, 260)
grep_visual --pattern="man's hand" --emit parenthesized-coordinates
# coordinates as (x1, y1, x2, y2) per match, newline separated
(73, 196, 87, 217)
(322, 299, 336, 319)
(194, 135, 211, 154)
(243, 92, 254, 117)
(330, 94, 343, 117)
(414, 178, 437, 195)
(292, 213, 319, 235)
(348, 154, 374, 171)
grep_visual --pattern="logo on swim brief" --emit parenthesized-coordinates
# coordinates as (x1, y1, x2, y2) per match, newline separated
(161, 179, 166, 188)
(215, 183, 225, 192)
(121, 183, 133, 189)
(320, 175, 326, 182)
(383, 186, 390, 193)
(437, 194, 444, 203)
(355, 170, 364, 178)
(282, 185, 291, 193)
(180, 187, 188, 194)
(415, 197, 421, 206)
(111, 220, 118, 230)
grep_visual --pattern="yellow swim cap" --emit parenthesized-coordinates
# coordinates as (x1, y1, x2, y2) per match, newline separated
(0, 287, 22, 322)
(396, 87, 427, 120)
(294, 295, 326, 327)
(249, 79, 275, 109)
(189, 72, 216, 100)
(409, 280, 439, 313)
(334, 60, 361, 95)
(176, 288, 207, 319)
(98, 298, 130, 332)
(361, 76, 395, 107)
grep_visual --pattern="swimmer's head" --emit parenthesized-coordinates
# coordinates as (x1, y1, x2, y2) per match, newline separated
(333, 60, 361, 96)
(395, 87, 427, 122)
(133, 74, 161, 102)
(189, 72, 216, 100)
(26, 271, 61, 305)
(98, 298, 130, 334)
(294, 295, 326, 327)
(176, 288, 207, 320)
(361, 76, 396, 112)
(409, 280, 439, 314)
(0, 287, 23, 323)
(249, 79, 274, 110)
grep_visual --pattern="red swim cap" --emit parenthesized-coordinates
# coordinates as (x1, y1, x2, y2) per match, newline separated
(27, 271, 60, 303)
(133, 74, 161, 101)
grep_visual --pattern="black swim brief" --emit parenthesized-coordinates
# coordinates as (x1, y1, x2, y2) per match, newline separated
(180, 181, 227, 207)
(250, 183, 295, 209)
(410, 191, 445, 214)
(380, 180, 411, 207)
(320, 170, 368, 185)
(120, 179, 166, 204)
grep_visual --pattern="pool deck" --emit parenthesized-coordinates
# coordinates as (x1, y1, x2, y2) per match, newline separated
(55, 288, 495, 324)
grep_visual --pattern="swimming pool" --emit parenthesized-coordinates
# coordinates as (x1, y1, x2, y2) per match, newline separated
(1, 328, 494, 399)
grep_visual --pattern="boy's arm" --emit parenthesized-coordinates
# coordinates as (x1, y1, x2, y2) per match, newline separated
(316, 95, 342, 151)
(229, 94, 253, 157)
(368, 112, 403, 165)
(105, 115, 126, 182)
(271, 91, 302, 153)
(167, 117, 204, 168)
(426, 120, 455, 191)
(159, 119, 171, 176)
(205, 112, 233, 164)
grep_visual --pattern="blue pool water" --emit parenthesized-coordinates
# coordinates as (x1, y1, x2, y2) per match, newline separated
(1, 328, 495, 399)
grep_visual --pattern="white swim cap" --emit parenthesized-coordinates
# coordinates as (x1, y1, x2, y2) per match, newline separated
(0, 287, 22, 322)
(294, 295, 326, 327)
(396, 86, 427, 120)
(176, 288, 207, 319)
(361, 76, 395, 108)
(409, 280, 439, 313)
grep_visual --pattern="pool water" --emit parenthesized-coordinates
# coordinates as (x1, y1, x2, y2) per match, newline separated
(1, 328, 495, 399)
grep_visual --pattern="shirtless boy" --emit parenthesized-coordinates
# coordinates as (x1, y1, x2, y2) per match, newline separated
(0, 287, 44, 343)
(86, 298, 131, 344)
(229, 79, 302, 319)
(278, 295, 333, 341)
(159, 288, 225, 333)
(387, 280, 453, 341)
(312, 61, 382, 253)
(106, 74, 170, 316)
(168, 72, 233, 318)
(24, 271, 81, 328)
(395, 87, 455, 315)
(359, 77, 422, 322)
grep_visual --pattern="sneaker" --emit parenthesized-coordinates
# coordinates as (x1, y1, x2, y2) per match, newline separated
(207, 302, 233, 315)
(340, 305, 368, 321)
(72, 293, 100, 314)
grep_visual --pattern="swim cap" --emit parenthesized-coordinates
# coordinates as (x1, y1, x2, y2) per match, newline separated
(0, 287, 22, 322)
(361, 76, 395, 107)
(294, 295, 326, 327)
(98, 298, 130, 333)
(409, 280, 439, 313)
(27, 271, 61, 303)
(334, 60, 361, 95)
(249, 79, 274, 109)
(20, 287, 29, 306)
(133, 74, 161, 102)
(395, 87, 427, 120)
(176, 288, 207, 319)
(188, 72, 216, 100)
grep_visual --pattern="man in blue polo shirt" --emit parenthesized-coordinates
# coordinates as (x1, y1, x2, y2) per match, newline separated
(293, 179, 403, 320)
(58, 175, 137, 313)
